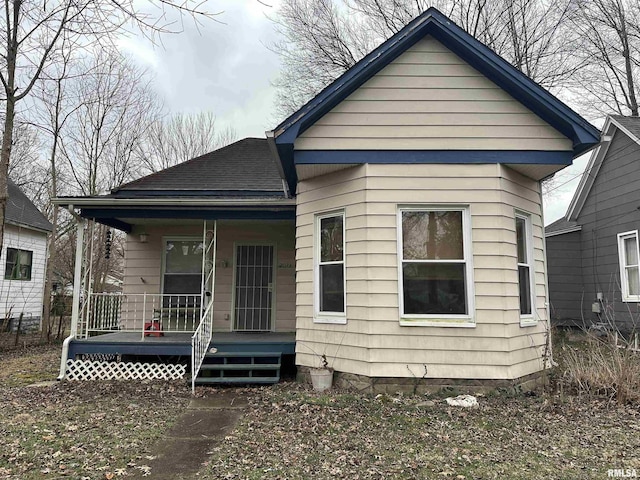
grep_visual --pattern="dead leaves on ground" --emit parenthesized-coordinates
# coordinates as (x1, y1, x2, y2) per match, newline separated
(0, 381, 191, 479)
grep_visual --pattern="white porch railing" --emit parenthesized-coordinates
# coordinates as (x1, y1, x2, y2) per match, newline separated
(191, 220, 217, 393)
(84, 292, 201, 338)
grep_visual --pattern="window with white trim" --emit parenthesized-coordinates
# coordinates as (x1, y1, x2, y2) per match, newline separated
(617, 230, 640, 302)
(515, 213, 535, 320)
(315, 211, 345, 320)
(398, 206, 472, 319)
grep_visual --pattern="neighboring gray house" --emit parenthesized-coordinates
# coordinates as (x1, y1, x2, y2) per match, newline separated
(546, 115, 640, 333)
(0, 180, 53, 331)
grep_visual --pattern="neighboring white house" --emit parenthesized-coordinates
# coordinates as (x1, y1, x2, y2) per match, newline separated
(0, 180, 52, 332)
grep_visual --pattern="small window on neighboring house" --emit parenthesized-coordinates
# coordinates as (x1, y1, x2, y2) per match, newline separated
(315, 211, 346, 323)
(617, 230, 640, 302)
(398, 206, 473, 324)
(515, 213, 535, 324)
(5, 248, 33, 281)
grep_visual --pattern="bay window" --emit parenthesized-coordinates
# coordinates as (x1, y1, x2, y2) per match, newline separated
(398, 206, 473, 325)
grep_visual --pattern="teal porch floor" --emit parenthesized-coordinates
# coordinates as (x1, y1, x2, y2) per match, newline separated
(68, 331, 296, 358)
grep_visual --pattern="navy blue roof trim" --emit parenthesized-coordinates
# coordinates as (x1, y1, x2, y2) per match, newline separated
(273, 7, 599, 194)
(295, 150, 572, 165)
(80, 206, 296, 227)
(109, 190, 286, 199)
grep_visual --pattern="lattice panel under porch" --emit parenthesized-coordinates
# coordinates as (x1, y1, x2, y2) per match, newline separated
(65, 359, 186, 381)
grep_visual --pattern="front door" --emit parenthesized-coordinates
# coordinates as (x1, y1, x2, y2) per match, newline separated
(233, 245, 274, 331)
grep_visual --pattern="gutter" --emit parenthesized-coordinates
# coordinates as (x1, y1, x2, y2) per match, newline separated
(266, 130, 292, 198)
(544, 225, 582, 238)
(6, 220, 53, 235)
(52, 197, 297, 208)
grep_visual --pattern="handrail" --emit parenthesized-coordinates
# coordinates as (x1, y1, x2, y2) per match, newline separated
(191, 301, 214, 393)
(191, 220, 217, 393)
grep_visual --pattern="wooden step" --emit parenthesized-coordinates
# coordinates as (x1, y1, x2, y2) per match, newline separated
(205, 351, 281, 358)
(199, 363, 281, 371)
(194, 376, 280, 385)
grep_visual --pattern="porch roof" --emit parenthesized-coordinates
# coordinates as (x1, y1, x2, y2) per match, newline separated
(53, 197, 296, 233)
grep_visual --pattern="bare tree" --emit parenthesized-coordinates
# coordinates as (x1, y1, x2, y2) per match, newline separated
(61, 51, 162, 196)
(271, 0, 580, 117)
(0, 1, 224, 267)
(569, 0, 640, 117)
(138, 112, 237, 172)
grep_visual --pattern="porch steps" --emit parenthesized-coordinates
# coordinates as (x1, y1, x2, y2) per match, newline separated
(194, 351, 282, 385)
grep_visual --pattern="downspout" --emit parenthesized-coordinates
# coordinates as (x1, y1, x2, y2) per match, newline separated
(266, 130, 291, 199)
(540, 191, 557, 369)
(58, 206, 85, 380)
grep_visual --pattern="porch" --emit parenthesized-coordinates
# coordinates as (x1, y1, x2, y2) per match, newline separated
(56, 199, 297, 389)
(68, 331, 297, 358)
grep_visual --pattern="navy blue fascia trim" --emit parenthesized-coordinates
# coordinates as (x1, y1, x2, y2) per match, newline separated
(80, 207, 296, 223)
(110, 190, 286, 199)
(294, 150, 573, 165)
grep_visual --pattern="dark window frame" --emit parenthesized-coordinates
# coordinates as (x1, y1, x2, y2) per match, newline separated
(5, 248, 33, 281)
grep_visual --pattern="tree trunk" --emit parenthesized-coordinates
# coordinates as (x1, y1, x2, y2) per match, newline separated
(42, 206, 58, 342)
(0, 97, 16, 255)
(14, 311, 23, 347)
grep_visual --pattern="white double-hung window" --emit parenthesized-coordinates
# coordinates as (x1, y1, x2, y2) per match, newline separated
(515, 212, 536, 325)
(314, 211, 346, 323)
(617, 230, 640, 302)
(398, 206, 473, 326)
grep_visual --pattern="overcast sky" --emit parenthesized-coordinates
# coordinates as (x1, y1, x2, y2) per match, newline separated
(119, 0, 591, 225)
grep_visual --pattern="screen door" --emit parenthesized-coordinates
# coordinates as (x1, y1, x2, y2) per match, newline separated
(233, 245, 274, 331)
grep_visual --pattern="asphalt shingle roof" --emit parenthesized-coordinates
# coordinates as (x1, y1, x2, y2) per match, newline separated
(7, 179, 53, 232)
(611, 115, 640, 141)
(113, 138, 285, 197)
(545, 217, 580, 235)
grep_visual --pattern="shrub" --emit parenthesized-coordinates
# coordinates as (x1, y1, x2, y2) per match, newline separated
(560, 334, 640, 404)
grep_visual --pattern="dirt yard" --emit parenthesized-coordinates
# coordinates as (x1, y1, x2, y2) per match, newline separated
(1, 342, 639, 479)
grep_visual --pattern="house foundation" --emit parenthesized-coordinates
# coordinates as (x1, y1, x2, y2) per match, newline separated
(297, 367, 547, 395)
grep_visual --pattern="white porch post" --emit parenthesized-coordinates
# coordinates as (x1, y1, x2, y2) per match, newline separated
(69, 218, 86, 338)
(58, 217, 86, 380)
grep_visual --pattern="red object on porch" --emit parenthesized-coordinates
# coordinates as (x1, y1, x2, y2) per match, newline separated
(144, 321, 164, 337)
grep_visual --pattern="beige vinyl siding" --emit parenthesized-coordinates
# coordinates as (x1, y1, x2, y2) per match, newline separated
(0, 225, 48, 323)
(294, 37, 571, 152)
(296, 163, 548, 380)
(122, 220, 295, 332)
(497, 165, 550, 378)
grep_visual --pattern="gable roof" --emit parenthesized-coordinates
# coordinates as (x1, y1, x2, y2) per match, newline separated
(566, 116, 640, 221)
(7, 179, 52, 233)
(112, 138, 286, 198)
(270, 7, 600, 194)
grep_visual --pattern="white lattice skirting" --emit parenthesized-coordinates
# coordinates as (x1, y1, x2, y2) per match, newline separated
(65, 359, 186, 381)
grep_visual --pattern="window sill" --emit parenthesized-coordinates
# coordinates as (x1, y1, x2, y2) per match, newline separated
(519, 316, 538, 327)
(621, 296, 640, 303)
(400, 317, 475, 328)
(314, 315, 347, 325)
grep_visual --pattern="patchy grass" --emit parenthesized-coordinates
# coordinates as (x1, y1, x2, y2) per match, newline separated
(0, 343, 61, 387)
(201, 384, 640, 480)
(2, 338, 640, 480)
(0, 381, 192, 479)
(0, 343, 192, 479)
